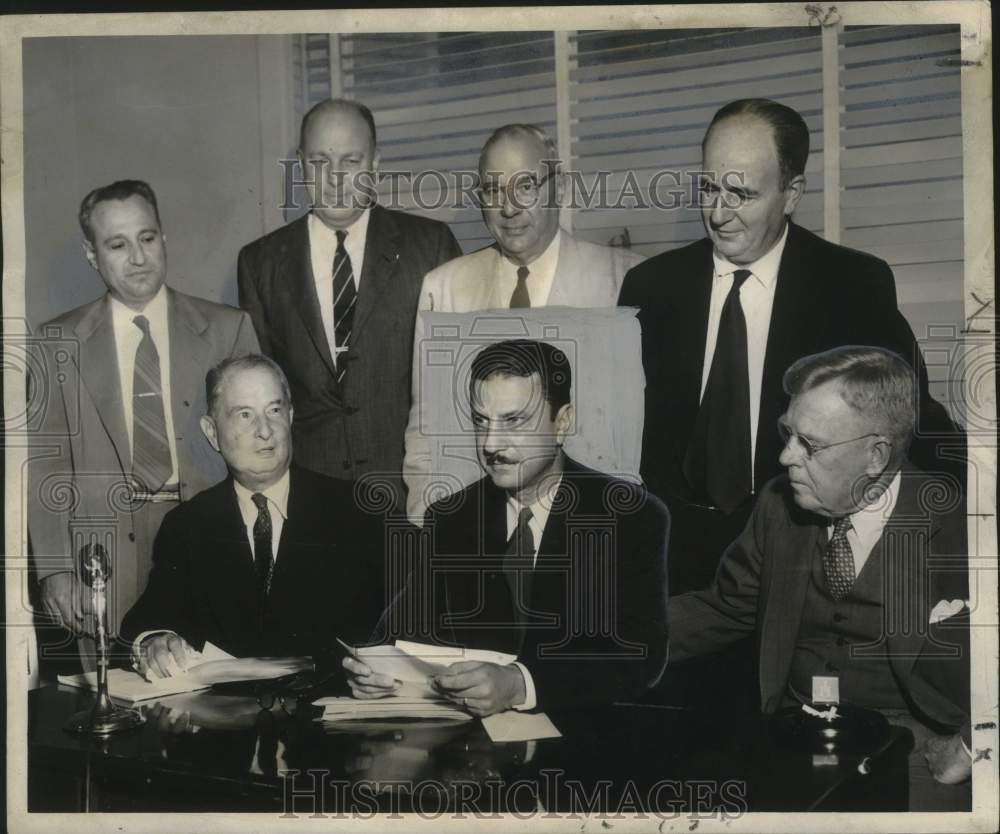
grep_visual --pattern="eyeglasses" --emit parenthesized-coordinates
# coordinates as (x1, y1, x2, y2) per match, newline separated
(777, 420, 883, 460)
(476, 171, 557, 209)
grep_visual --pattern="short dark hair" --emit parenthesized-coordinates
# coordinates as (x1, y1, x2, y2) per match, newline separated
(469, 339, 571, 419)
(704, 98, 810, 189)
(205, 354, 291, 419)
(299, 97, 377, 151)
(79, 180, 161, 244)
(782, 346, 915, 450)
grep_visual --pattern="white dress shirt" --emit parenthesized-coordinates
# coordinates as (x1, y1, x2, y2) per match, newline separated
(702, 223, 789, 470)
(496, 229, 561, 307)
(109, 285, 179, 485)
(828, 470, 902, 578)
(308, 209, 371, 368)
(501, 471, 564, 712)
(233, 470, 291, 562)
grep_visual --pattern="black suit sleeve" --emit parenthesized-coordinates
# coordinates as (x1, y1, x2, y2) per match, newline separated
(525, 495, 670, 708)
(118, 507, 205, 651)
(237, 246, 273, 357)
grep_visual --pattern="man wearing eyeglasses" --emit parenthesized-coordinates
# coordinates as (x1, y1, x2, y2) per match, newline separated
(667, 345, 971, 809)
(618, 98, 962, 596)
(402, 123, 645, 522)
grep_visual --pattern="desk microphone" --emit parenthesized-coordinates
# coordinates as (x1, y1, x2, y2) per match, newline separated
(65, 543, 143, 735)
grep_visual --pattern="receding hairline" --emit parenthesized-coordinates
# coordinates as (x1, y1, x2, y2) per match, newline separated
(209, 362, 289, 416)
(478, 125, 559, 174)
(299, 99, 376, 151)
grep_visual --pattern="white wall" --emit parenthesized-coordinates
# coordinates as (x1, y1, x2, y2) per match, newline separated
(23, 35, 293, 327)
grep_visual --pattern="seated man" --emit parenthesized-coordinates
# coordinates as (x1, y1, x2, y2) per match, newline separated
(346, 339, 669, 716)
(120, 354, 386, 676)
(668, 346, 971, 808)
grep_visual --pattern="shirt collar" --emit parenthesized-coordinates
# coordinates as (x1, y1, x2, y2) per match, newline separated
(109, 283, 168, 330)
(505, 469, 564, 540)
(308, 206, 371, 245)
(500, 227, 561, 273)
(711, 221, 789, 290)
(841, 469, 902, 540)
(233, 469, 291, 522)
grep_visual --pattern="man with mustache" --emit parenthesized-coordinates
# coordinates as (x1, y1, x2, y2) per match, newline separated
(402, 123, 645, 521)
(347, 339, 668, 716)
(28, 180, 259, 669)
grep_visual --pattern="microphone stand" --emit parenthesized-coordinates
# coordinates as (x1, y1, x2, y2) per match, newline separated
(65, 544, 143, 735)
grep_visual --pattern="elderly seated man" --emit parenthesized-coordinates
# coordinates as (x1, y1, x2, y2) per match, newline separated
(667, 345, 971, 810)
(120, 354, 386, 676)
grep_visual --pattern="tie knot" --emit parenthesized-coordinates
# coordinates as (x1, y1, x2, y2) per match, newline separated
(832, 516, 853, 538)
(335, 229, 348, 249)
(251, 492, 268, 512)
(516, 265, 529, 282)
(732, 269, 752, 291)
(132, 314, 151, 335)
(517, 506, 533, 527)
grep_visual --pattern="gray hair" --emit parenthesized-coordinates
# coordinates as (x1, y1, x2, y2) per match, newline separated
(782, 346, 915, 451)
(205, 354, 291, 418)
(479, 123, 560, 175)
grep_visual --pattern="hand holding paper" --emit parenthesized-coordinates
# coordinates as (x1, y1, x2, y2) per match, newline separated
(343, 655, 401, 699)
(433, 661, 526, 717)
(139, 633, 196, 679)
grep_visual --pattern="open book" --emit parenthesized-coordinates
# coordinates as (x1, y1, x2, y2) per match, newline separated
(57, 642, 312, 705)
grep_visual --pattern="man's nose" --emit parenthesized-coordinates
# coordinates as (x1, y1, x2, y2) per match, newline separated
(482, 424, 504, 453)
(708, 194, 733, 227)
(128, 242, 147, 265)
(255, 415, 274, 440)
(779, 435, 804, 467)
(498, 189, 520, 218)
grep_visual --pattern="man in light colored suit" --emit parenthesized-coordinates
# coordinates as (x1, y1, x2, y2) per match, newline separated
(403, 123, 644, 520)
(238, 99, 461, 506)
(29, 180, 259, 665)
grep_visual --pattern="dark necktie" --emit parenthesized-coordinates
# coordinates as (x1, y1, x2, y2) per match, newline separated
(251, 493, 274, 595)
(824, 517, 855, 601)
(683, 268, 753, 513)
(130, 315, 172, 493)
(509, 265, 531, 308)
(503, 507, 535, 600)
(332, 229, 357, 383)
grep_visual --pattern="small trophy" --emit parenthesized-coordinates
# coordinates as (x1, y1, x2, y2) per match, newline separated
(65, 543, 143, 735)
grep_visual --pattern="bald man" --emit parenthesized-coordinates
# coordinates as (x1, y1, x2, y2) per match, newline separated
(402, 123, 645, 521)
(239, 98, 461, 506)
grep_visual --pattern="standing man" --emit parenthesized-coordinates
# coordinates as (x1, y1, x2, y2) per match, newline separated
(619, 98, 961, 594)
(29, 180, 259, 662)
(667, 346, 971, 809)
(120, 355, 387, 671)
(403, 123, 645, 520)
(348, 340, 669, 716)
(238, 98, 462, 506)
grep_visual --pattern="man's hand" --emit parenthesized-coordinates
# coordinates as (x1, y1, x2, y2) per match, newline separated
(139, 633, 194, 679)
(343, 655, 400, 699)
(432, 661, 526, 717)
(925, 733, 972, 784)
(39, 572, 93, 635)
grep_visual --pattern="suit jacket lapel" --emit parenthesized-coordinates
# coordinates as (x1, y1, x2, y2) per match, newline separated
(285, 215, 337, 379)
(546, 232, 575, 306)
(167, 289, 212, 446)
(351, 205, 401, 339)
(74, 296, 131, 472)
(202, 480, 262, 629)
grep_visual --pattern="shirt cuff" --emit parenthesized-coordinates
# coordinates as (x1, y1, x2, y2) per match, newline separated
(131, 629, 177, 671)
(511, 661, 536, 711)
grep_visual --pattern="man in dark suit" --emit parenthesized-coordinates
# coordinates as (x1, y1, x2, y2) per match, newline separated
(238, 98, 462, 506)
(346, 339, 669, 716)
(668, 346, 971, 809)
(120, 354, 386, 673)
(29, 180, 259, 666)
(618, 98, 962, 594)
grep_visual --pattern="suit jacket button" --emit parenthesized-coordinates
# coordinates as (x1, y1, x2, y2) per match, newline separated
(128, 532, 136, 542)
(832, 612, 846, 622)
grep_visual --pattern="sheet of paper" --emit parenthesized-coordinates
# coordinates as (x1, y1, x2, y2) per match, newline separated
(480, 711, 562, 742)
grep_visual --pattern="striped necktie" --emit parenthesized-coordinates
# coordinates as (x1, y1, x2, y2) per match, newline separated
(131, 315, 172, 493)
(332, 229, 357, 383)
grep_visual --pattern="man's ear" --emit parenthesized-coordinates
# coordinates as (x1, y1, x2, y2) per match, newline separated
(554, 403, 574, 445)
(782, 173, 806, 216)
(288, 405, 294, 427)
(200, 415, 220, 453)
(83, 240, 98, 271)
(372, 147, 382, 172)
(866, 436, 893, 476)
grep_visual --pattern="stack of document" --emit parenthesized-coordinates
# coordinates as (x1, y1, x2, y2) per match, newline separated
(314, 694, 473, 722)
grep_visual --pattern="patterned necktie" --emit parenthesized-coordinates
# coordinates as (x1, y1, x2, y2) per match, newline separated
(332, 229, 357, 383)
(503, 507, 535, 597)
(509, 265, 531, 308)
(130, 315, 172, 493)
(251, 493, 274, 595)
(682, 268, 753, 513)
(824, 516, 855, 601)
